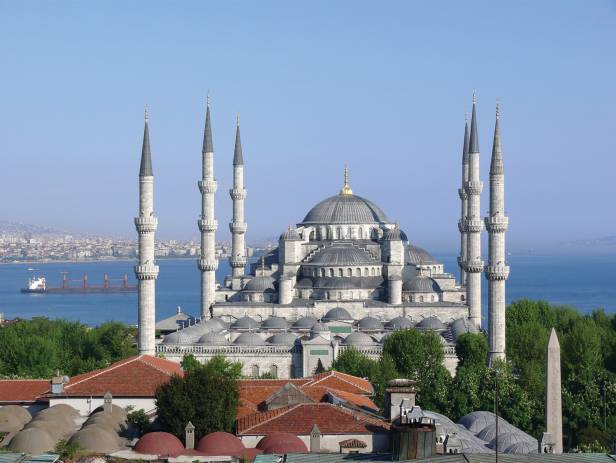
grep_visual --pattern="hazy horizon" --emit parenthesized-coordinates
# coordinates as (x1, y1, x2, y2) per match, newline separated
(2, 1, 615, 251)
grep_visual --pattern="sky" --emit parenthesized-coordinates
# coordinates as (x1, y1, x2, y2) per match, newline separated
(1, 1, 615, 252)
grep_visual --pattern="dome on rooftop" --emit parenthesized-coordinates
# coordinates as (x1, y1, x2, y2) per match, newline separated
(357, 316, 384, 331)
(416, 316, 446, 331)
(38, 404, 78, 418)
(309, 245, 377, 266)
(198, 331, 229, 345)
(292, 316, 318, 330)
(301, 193, 389, 225)
(231, 316, 259, 330)
(197, 431, 245, 456)
(458, 411, 498, 434)
(8, 427, 56, 454)
(261, 316, 289, 330)
(23, 420, 67, 440)
(403, 276, 441, 293)
(451, 318, 480, 340)
(257, 432, 308, 454)
(243, 276, 276, 293)
(280, 227, 302, 241)
(91, 404, 128, 423)
(344, 332, 376, 346)
(323, 307, 353, 322)
(407, 245, 439, 265)
(382, 227, 408, 241)
(505, 441, 539, 454)
(234, 332, 265, 346)
(135, 431, 185, 457)
(68, 425, 122, 454)
(311, 322, 330, 336)
(267, 332, 297, 346)
(385, 316, 414, 330)
(0, 405, 31, 431)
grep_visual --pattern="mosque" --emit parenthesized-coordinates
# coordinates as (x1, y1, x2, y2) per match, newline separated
(135, 95, 510, 378)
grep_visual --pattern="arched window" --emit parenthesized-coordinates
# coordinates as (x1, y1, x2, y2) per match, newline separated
(371, 268, 375, 276)
(461, 294, 465, 301)
(337, 227, 342, 239)
(364, 267, 369, 276)
(338, 292, 342, 300)
(251, 365, 260, 377)
(347, 268, 352, 277)
(270, 364, 278, 378)
(339, 268, 344, 277)
(329, 268, 334, 277)
(431, 295, 435, 302)
(358, 228, 363, 239)
(309, 231, 315, 240)
(321, 268, 326, 277)
(419, 296, 424, 303)
(356, 268, 361, 277)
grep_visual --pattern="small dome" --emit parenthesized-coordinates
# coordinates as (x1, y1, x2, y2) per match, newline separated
(310, 322, 330, 335)
(261, 316, 289, 330)
(403, 275, 441, 293)
(210, 316, 230, 330)
(38, 404, 78, 418)
(323, 307, 352, 322)
(8, 427, 56, 454)
(243, 276, 276, 293)
(0, 405, 31, 426)
(231, 316, 259, 330)
(385, 316, 414, 330)
(135, 431, 185, 457)
(257, 432, 308, 454)
(301, 194, 389, 225)
(91, 404, 128, 423)
(382, 226, 407, 241)
(280, 227, 302, 241)
(505, 441, 538, 454)
(84, 412, 123, 432)
(417, 316, 446, 331)
(234, 332, 265, 346)
(69, 425, 121, 454)
(489, 432, 535, 451)
(344, 332, 376, 346)
(198, 331, 229, 345)
(458, 411, 496, 434)
(292, 316, 318, 329)
(451, 318, 480, 340)
(34, 410, 76, 430)
(267, 332, 297, 346)
(196, 431, 245, 456)
(23, 420, 67, 440)
(310, 245, 377, 266)
(407, 245, 439, 265)
(357, 316, 384, 331)
(162, 323, 209, 344)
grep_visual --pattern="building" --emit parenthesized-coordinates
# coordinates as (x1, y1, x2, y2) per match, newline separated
(138, 95, 509, 378)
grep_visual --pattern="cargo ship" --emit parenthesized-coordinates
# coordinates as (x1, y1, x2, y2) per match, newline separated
(21, 273, 137, 294)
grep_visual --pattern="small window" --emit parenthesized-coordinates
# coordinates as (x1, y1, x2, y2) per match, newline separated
(347, 268, 352, 277)
(251, 365, 260, 377)
(270, 364, 278, 378)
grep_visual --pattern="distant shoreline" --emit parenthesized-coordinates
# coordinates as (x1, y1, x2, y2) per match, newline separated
(0, 256, 202, 266)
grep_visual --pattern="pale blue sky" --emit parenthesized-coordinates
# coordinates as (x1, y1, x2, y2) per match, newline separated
(1, 1, 615, 251)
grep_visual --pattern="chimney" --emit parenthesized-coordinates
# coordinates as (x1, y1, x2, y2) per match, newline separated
(51, 370, 64, 394)
(385, 378, 416, 422)
(185, 421, 195, 450)
(391, 405, 436, 460)
(310, 424, 321, 453)
(539, 432, 555, 454)
(103, 391, 113, 413)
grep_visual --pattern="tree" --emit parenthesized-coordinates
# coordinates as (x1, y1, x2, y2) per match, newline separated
(455, 333, 488, 370)
(181, 354, 201, 372)
(156, 355, 240, 440)
(127, 408, 152, 436)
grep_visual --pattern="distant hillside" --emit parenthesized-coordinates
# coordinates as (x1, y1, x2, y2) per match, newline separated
(0, 220, 76, 238)
(561, 235, 616, 249)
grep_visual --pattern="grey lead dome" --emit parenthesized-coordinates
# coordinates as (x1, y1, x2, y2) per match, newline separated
(309, 244, 377, 266)
(301, 194, 389, 225)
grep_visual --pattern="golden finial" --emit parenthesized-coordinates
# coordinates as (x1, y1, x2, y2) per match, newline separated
(340, 164, 353, 195)
(144, 104, 149, 122)
(207, 93, 211, 108)
(472, 90, 477, 105)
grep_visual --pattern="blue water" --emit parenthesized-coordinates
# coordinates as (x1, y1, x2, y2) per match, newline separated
(0, 253, 615, 326)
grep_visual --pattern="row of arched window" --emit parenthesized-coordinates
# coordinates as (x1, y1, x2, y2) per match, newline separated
(309, 226, 382, 241)
(250, 364, 278, 378)
(303, 266, 382, 278)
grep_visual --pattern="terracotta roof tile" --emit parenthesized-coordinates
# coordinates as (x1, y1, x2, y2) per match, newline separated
(339, 438, 368, 448)
(0, 380, 49, 403)
(303, 371, 373, 395)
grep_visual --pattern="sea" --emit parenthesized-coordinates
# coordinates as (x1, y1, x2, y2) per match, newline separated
(1, 252, 615, 326)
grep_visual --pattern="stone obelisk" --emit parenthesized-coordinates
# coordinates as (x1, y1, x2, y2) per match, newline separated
(546, 328, 563, 453)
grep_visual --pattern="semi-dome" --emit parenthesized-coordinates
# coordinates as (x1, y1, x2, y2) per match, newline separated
(344, 332, 376, 346)
(416, 316, 446, 331)
(356, 316, 384, 331)
(310, 245, 377, 266)
(322, 307, 352, 321)
(382, 226, 408, 242)
(267, 332, 297, 346)
(407, 245, 439, 265)
(197, 431, 245, 456)
(135, 431, 185, 457)
(234, 332, 265, 346)
(231, 316, 259, 330)
(385, 316, 414, 330)
(301, 194, 389, 225)
(243, 276, 276, 292)
(68, 425, 121, 454)
(198, 331, 229, 345)
(451, 318, 480, 340)
(292, 316, 318, 330)
(403, 275, 441, 293)
(261, 316, 289, 330)
(8, 427, 55, 454)
(257, 432, 308, 454)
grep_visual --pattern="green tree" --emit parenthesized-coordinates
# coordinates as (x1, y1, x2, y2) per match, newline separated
(181, 354, 201, 372)
(455, 333, 488, 370)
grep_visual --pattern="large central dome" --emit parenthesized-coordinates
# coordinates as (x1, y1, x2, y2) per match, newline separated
(301, 194, 389, 225)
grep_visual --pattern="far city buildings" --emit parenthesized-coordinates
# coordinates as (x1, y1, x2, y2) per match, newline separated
(139, 94, 510, 378)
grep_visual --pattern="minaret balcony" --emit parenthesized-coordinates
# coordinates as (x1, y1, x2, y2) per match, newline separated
(458, 188, 468, 200)
(134, 216, 158, 233)
(229, 188, 247, 200)
(457, 256, 466, 267)
(485, 216, 509, 233)
(198, 218, 218, 232)
(230, 257, 247, 268)
(229, 222, 247, 234)
(198, 258, 219, 272)
(134, 264, 159, 280)
(465, 218, 484, 233)
(458, 220, 467, 233)
(463, 259, 484, 273)
(464, 180, 483, 195)
(485, 264, 510, 281)
(198, 179, 218, 194)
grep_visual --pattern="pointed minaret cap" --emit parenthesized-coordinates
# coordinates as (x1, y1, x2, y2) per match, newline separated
(233, 114, 243, 166)
(340, 165, 353, 195)
(469, 91, 480, 154)
(463, 113, 470, 164)
(139, 105, 153, 177)
(202, 95, 214, 154)
(490, 102, 504, 175)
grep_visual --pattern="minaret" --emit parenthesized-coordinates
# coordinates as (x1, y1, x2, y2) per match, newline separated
(464, 92, 484, 327)
(457, 115, 470, 286)
(134, 107, 159, 355)
(546, 328, 563, 453)
(486, 103, 510, 362)
(229, 115, 247, 278)
(198, 97, 218, 317)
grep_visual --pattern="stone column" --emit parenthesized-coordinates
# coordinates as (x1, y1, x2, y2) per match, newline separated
(229, 118, 247, 278)
(546, 328, 563, 453)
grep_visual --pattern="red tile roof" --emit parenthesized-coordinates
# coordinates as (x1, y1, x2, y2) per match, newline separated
(237, 403, 389, 436)
(0, 379, 49, 403)
(303, 371, 374, 395)
(339, 438, 368, 448)
(57, 355, 182, 397)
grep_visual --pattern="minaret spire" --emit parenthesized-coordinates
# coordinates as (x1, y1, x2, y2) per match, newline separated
(135, 109, 159, 355)
(486, 102, 509, 362)
(463, 92, 484, 328)
(198, 96, 219, 317)
(229, 114, 248, 280)
(457, 115, 470, 286)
